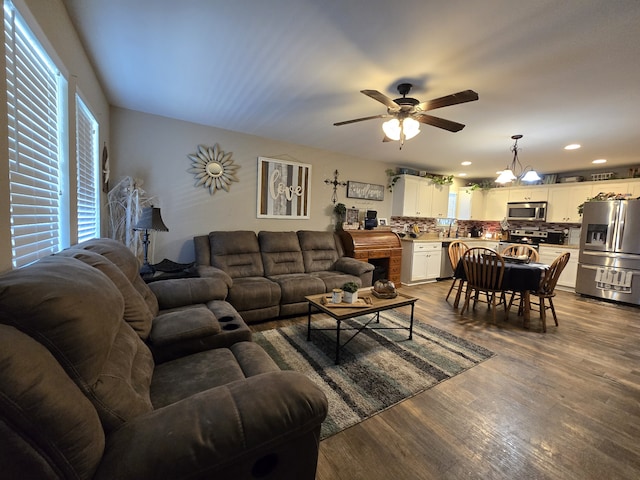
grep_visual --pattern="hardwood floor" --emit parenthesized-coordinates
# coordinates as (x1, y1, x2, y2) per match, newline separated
(252, 281, 640, 479)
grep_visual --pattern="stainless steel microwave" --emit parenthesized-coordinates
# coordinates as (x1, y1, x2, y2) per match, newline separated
(506, 201, 547, 222)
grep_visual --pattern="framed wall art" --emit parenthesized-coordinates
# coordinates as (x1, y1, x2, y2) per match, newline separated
(257, 157, 311, 219)
(346, 181, 385, 201)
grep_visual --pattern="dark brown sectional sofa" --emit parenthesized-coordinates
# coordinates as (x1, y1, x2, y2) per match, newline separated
(0, 238, 328, 479)
(194, 230, 375, 323)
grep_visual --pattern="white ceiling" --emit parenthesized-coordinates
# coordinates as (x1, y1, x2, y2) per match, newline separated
(61, 0, 640, 180)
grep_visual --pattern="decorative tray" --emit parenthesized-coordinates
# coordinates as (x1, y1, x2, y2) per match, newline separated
(320, 296, 373, 308)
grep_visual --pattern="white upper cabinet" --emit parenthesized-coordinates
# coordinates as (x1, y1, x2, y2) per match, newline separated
(392, 175, 450, 218)
(483, 188, 510, 220)
(546, 184, 593, 223)
(456, 188, 485, 220)
(430, 183, 450, 218)
(507, 186, 548, 202)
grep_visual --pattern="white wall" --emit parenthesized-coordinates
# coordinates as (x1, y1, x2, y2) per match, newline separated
(110, 107, 393, 263)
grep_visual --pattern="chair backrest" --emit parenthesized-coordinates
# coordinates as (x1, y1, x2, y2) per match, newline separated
(461, 247, 505, 291)
(538, 252, 570, 295)
(500, 244, 540, 262)
(448, 240, 469, 270)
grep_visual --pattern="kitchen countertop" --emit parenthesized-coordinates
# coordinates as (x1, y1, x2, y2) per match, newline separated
(400, 236, 580, 249)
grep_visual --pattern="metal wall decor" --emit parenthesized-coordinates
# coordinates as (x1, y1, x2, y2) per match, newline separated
(188, 143, 239, 194)
(324, 169, 347, 204)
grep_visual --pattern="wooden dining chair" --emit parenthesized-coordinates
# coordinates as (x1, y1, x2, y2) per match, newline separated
(502, 244, 540, 311)
(529, 252, 571, 332)
(500, 244, 540, 262)
(446, 240, 469, 307)
(460, 247, 508, 323)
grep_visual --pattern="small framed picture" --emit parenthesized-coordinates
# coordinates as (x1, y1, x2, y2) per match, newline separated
(378, 218, 388, 226)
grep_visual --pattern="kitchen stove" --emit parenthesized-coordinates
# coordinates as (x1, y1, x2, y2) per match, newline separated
(508, 229, 548, 246)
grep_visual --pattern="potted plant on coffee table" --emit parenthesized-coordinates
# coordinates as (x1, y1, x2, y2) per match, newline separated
(342, 281, 359, 303)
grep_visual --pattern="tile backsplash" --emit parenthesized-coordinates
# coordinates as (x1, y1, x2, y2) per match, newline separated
(389, 216, 581, 240)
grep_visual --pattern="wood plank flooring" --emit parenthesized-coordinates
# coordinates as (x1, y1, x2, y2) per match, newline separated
(251, 281, 640, 480)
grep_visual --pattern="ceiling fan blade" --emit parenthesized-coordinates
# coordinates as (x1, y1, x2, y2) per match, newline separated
(414, 114, 466, 132)
(415, 90, 479, 112)
(361, 90, 399, 109)
(333, 114, 388, 126)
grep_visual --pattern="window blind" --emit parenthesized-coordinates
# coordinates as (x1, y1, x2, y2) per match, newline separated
(4, 1, 62, 267)
(75, 95, 99, 243)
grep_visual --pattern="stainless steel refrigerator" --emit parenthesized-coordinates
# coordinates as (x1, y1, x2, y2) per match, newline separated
(576, 199, 640, 305)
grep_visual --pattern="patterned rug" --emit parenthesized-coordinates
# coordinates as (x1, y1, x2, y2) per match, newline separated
(253, 310, 495, 440)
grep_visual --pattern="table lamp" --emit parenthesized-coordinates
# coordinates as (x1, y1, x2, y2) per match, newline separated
(133, 206, 168, 275)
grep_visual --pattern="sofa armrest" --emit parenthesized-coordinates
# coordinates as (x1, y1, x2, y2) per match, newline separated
(334, 256, 375, 276)
(94, 371, 328, 480)
(148, 277, 230, 310)
(196, 265, 233, 285)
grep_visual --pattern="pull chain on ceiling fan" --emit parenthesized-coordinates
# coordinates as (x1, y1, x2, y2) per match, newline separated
(334, 83, 479, 149)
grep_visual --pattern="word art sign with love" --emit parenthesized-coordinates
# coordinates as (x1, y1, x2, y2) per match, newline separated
(257, 157, 311, 219)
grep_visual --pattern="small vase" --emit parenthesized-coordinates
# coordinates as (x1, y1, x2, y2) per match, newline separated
(343, 291, 358, 304)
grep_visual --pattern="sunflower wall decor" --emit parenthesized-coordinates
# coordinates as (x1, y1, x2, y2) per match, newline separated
(188, 143, 240, 194)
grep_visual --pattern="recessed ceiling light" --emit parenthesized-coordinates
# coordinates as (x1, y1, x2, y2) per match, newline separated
(458, 173, 467, 177)
(564, 144, 581, 150)
(461, 161, 472, 166)
(592, 159, 607, 164)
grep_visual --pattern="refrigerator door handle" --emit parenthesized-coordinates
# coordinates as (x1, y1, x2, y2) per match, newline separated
(615, 202, 626, 252)
(582, 250, 640, 261)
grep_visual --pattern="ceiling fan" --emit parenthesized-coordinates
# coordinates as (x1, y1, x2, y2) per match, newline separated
(334, 83, 479, 148)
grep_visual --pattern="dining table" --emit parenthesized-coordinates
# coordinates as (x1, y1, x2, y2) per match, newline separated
(453, 259, 549, 324)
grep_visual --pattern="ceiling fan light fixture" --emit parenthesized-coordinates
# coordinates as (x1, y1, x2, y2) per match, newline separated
(382, 118, 401, 140)
(382, 117, 420, 142)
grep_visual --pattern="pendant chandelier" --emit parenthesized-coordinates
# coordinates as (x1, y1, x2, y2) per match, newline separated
(495, 134, 541, 184)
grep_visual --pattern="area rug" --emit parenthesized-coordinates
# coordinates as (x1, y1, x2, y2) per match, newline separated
(253, 310, 494, 440)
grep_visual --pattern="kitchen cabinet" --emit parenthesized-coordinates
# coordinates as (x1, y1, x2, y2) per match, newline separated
(483, 188, 510, 220)
(456, 188, 485, 220)
(546, 184, 592, 223)
(392, 175, 450, 218)
(401, 241, 441, 285)
(538, 246, 578, 290)
(507, 186, 548, 202)
(392, 175, 429, 217)
(591, 181, 630, 197)
(430, 183, 450, 218)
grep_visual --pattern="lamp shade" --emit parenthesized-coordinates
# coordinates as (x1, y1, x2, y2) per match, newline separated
(382, 118, 420, 141)
(134, 207, 168, 231)
(521, 169, 542, 182)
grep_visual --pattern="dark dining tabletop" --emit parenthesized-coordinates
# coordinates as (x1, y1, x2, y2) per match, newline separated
(454, 260, 548, 292)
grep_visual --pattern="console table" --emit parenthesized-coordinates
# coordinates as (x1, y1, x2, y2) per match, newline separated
(338, 230, 402, 285)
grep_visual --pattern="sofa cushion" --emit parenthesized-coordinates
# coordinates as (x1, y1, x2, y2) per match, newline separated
(0, 324, 105, 480)
(268, 273, 326, 304)
(150, 341, 280, 408)
(297, 231, 340, 273)
(57, 248, 154, 339)
(76, 238, 160, 317)
(0, 256, 154, 433)
(259, 231, 305, 276)
(227, 276, 281, 311)
(208, 230, 265, 278)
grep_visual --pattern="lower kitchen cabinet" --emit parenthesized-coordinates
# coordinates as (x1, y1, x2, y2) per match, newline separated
(538, 245, 578, 290)
(401, 241, 441, 285)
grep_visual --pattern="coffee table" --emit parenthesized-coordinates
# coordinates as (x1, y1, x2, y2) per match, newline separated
(306, 290, 418, 364)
